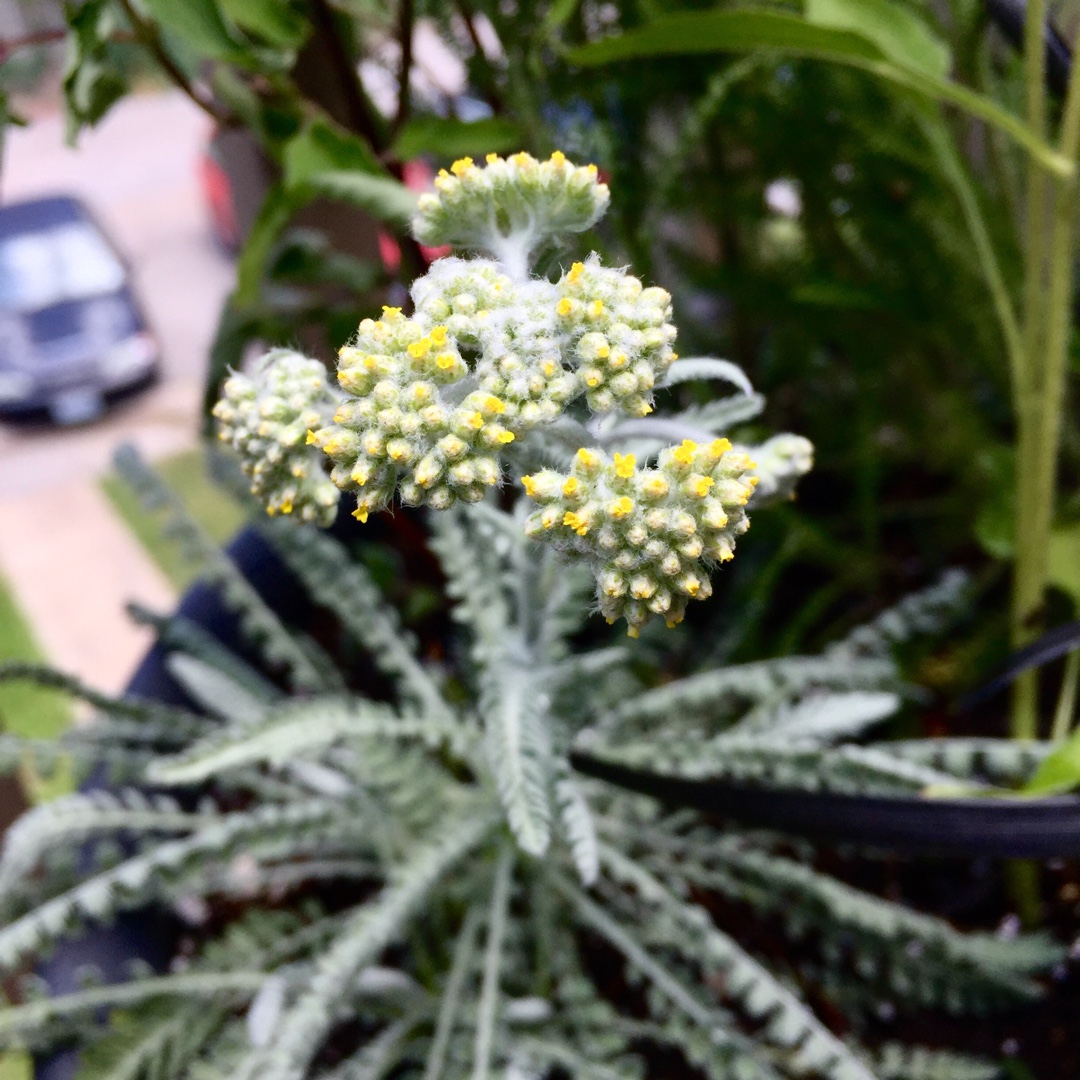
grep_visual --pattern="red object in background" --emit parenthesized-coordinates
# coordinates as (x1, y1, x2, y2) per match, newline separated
(199, 149, 241, 254)
(199, 131, 449, 269)
(377, 159, 452, 274)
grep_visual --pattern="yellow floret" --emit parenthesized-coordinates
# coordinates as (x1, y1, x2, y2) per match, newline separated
(550, 150, 566, 166)
(567, 261, 584, 284)
(408, 338, 432, 359)
(576, 448, 600, 470)
(609, 496, 634, 518)
(681, 576, 701, 597)
(563, 511, 590, 536)
(589, 300, 604, 319)
(614, 453, 636, 479)
(687, 475, 715, 497)
(352, 508, 369, 523)
(450, 157, 474, 176)
(430, 326, 449, 346)
(463, 411, 484, 430)
(305, 430, 318, 445)
(557, 298, 575, 317)
(435, 352, 457, 370)
(521, 475, 538, 497)
(495, 430, 515, 444)
(673, 441, 699, 464)
(562, 477, 581, 497)
(381, 306, 402, 319)
(672, 440, 698, 465)
(486, 152, 499, 164)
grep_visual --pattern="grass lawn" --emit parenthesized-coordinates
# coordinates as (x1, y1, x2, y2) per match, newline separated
(0, 571, 69, 744)
(0, 578, 67, 1080)
(101, 447, 248, 590)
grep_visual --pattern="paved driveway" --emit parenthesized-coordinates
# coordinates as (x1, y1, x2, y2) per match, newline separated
(0, 91, 236, 693)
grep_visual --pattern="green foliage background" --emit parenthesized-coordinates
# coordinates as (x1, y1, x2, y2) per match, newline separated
(4, 0, 1078, 699)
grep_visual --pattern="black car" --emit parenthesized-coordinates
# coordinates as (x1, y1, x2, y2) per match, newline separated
(0, 195, 159, 424)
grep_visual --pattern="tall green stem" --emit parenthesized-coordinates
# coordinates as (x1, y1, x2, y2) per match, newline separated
(1011, 0, 1050, 740)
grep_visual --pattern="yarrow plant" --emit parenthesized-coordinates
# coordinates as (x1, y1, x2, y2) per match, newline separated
(5, 154, 1049, 1080)
(0, 447, 1062, 1080)
(214, 151, 813, 635)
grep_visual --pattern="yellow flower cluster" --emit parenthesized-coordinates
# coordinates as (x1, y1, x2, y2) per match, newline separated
(414, 258, 580, 426)
(412, 151, 610, 270)
(555, 255, 678, 417)
(411, 257, 513, 345)
(307, 307, 516, 521)
(212, 350, 341, 526)
(522, 440, 758, 635)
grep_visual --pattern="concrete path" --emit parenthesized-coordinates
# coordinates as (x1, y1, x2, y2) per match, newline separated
(0, 481, 175, 696)
(0, 90, 235, 696)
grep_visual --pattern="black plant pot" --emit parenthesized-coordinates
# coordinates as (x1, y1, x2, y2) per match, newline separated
(573, 754, 1080, 859)
(33, 525, 314, 1080)
(31, 523, 1080, 1077)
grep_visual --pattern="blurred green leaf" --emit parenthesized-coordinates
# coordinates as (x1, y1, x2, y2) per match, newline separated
(305, 170, 418, 228)
(62, 0, 128, 138)
(542, 0, 581, 36)
(805, 0, 950, 80)
(390, 116, 524, 161)
(568, 10, 1070, 177)
(236, 119, 413, 309)
(269, 231, 383, 292)
(235, 183, 299, 307)
(283, 116, 383, 185)
(142, 0, 246, 61)
(568, 10, 886, 66)
(1049, 524, 1080, 610)
(220, 0, 308, 49)
(974, 447, 1015, 559)
(791, 281, 886, 310)
(1025, 730, 1080, 794)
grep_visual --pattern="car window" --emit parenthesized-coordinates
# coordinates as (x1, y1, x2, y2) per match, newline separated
(0, 222, 126, 312)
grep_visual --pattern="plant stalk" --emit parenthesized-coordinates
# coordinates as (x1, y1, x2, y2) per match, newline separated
(1011, 0, 1047, 740)
(1051, 649, 1080, 742)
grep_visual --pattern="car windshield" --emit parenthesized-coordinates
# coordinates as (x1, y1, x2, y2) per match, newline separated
(0, 221, 125, 312)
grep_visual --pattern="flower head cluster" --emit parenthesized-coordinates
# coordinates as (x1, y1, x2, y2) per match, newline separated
(212, 350, 341, 526)
(555, 255, 677, 416)
(522, 440, 758, 634)
(307, 307, 517, 520)
(413, 258, 579, 425)
(412, 151, 610, 274)
(743, 434, 815, 505)
(214, 149, 814, 633)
